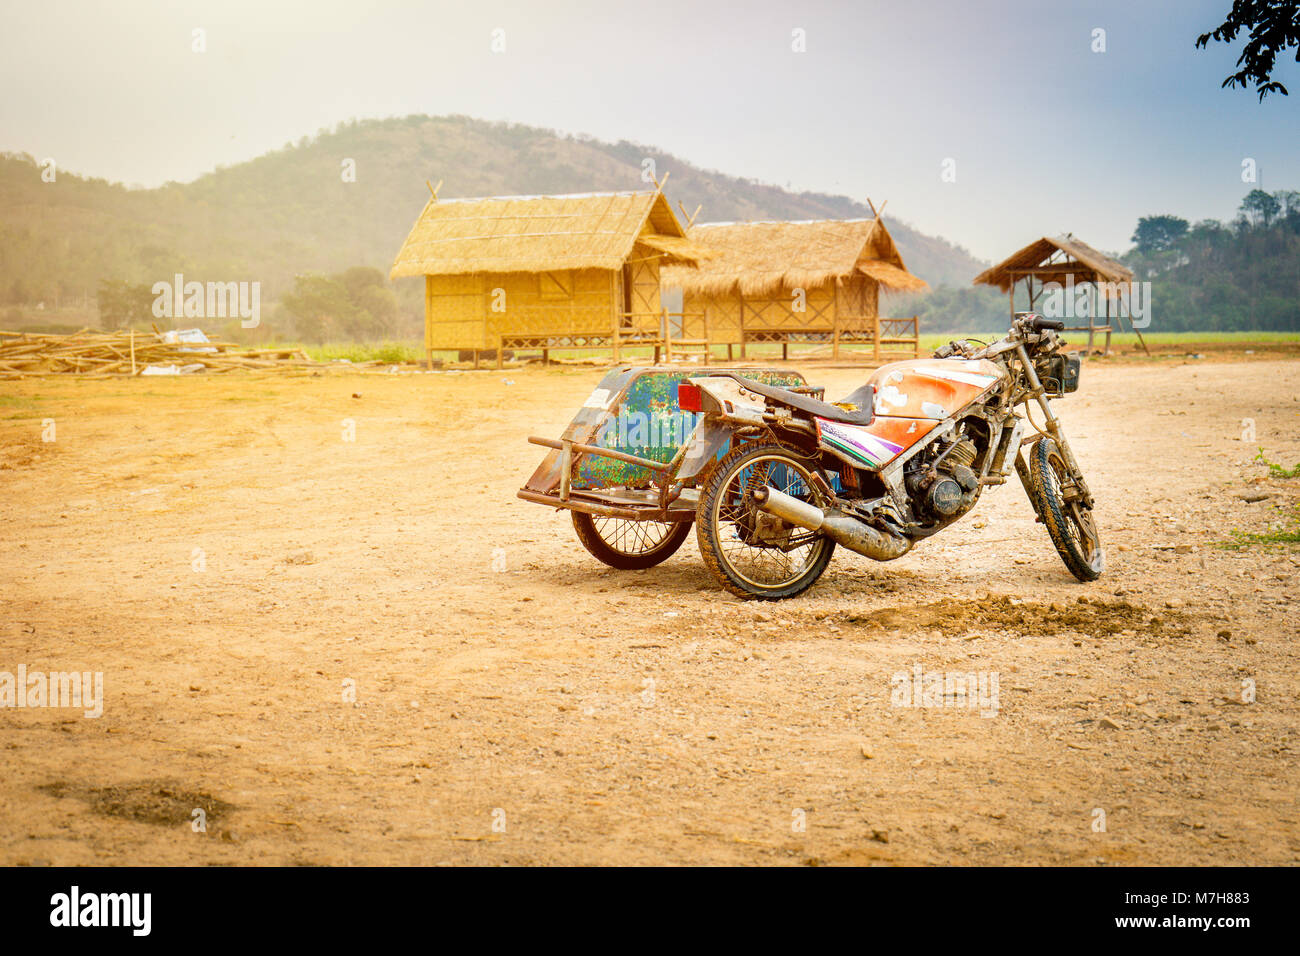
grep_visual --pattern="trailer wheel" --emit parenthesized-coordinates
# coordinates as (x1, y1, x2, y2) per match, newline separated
(571, 512, 692, 570)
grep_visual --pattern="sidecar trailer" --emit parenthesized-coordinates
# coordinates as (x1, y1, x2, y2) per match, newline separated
(518, 366, 817, 523)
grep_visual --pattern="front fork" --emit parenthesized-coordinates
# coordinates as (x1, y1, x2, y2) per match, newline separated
(1013, 344, 1094, 510)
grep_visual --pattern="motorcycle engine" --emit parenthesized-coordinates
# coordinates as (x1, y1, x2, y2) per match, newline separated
(908, 435, 980, 522)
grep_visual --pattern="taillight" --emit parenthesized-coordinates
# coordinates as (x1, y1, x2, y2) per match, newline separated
(677, 382, 703, 413)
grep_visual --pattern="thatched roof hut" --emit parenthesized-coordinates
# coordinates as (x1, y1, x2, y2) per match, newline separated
(972, 234, 1133, 292)
(664, 217, 926, 298)
(391, 190, 705, 278)
(390, 190, 710, 363)
(662, 217, 926, 357)
(973, 234, 1144, 354)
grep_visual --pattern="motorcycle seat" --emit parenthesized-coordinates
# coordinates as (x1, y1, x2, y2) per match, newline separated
(730, 375, 874, 426)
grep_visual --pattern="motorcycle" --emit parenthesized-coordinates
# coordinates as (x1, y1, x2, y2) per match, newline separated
(519, 312, 1102, 599)
(682, 312, 1102, 598)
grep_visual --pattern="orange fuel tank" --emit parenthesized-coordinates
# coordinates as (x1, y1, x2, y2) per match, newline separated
(814, 359, 1007, 471)
(868, 359, 1006, 421)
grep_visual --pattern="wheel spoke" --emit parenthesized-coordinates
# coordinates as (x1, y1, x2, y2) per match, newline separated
(712, 453, 829, 590)
(1047, 457, 1087, 550)
(1033, 440, 1103, 579)
(591, 516, 676, 556)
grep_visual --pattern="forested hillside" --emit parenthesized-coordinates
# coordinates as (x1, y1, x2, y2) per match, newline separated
(4, 116, 1294, 340)
(907, 189, 1300, 336)
(0, 115, 985, 338)
(1123, 191, 1300, 333)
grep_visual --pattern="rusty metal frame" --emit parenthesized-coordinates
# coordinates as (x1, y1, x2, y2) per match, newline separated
(518, 366, 814, 525)
(516, 489, 643, 520)
(524, 433, 694, 519)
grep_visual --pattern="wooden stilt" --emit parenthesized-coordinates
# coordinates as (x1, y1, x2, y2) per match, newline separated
(738, 299, 747, 359)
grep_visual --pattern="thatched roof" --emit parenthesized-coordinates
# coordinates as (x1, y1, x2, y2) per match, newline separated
(390, 190, 707, 278)
(662, 217, 926, 297)
(973, 235, 1134, 293)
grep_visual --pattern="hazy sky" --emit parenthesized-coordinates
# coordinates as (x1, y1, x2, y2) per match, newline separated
(2, 0, 1297, 260)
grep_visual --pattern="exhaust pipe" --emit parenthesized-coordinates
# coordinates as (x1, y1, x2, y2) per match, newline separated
(751, 485, 912, 562)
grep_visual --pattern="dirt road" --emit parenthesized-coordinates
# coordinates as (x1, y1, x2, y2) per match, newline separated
(1, 355, 1297, 865)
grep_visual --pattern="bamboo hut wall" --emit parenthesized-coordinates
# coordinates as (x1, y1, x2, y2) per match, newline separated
(687, 276, 881, 345)
(740, 285, 837, 332)
(835, 275, 878, 331)
(623, 256, 662, 332)
(683, 291, 739, 345)
(424, 268, 619, 350)
(425, 274, 488, 350)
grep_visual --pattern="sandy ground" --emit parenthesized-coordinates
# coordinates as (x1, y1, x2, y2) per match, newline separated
(1, 353, 1298, 866)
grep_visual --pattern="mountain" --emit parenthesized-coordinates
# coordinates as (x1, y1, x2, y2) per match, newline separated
(0, 114, 990, 336)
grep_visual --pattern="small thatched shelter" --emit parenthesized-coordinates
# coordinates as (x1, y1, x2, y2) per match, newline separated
(973, 234, 1145, 353)
(663, 216, 927, 359)
(391, 189, 709, 366)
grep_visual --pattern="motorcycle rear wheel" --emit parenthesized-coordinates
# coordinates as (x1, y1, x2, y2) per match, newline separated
(571, 512, 691, 570)
(1028, 437, 1104, 582)
(696, 442, 836, 600)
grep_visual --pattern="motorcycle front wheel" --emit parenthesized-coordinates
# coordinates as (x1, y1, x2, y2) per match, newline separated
(696, 442, 835, 600)
(1027, 437, 1104, 582)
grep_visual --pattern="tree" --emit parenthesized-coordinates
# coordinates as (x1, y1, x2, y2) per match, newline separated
(1131, 215, 1190, 253)
(1196, 1, 1300, 100)
(279, 274, 347, 343)
(1240, 188, 1282, 224)
(1189, 218, 1228, 242)
(1273, 188, 1300, 215)
(96, 279, 155, 330)
(1119, 191, 1300, 334)
(278, 267, 400, 343)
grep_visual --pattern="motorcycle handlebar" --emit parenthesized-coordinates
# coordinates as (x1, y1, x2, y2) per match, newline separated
(1012, 312, 1065, 333)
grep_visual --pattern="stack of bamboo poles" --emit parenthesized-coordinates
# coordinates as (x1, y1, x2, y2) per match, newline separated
(0, 329, 317, 378)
